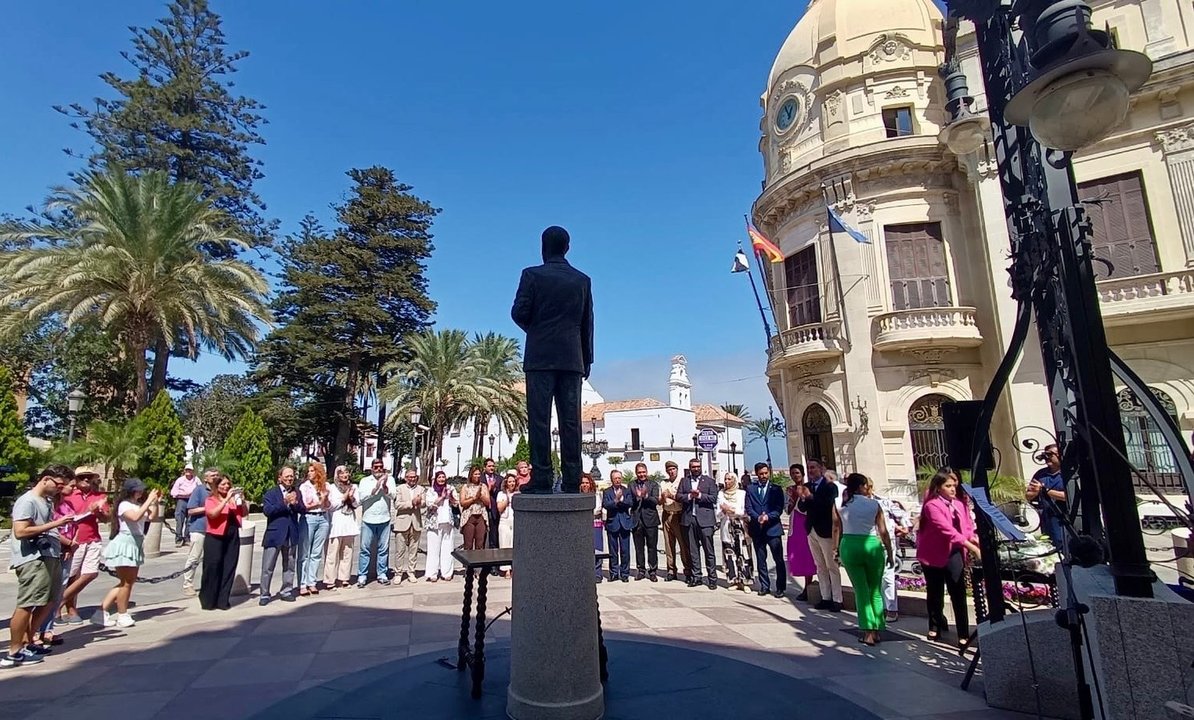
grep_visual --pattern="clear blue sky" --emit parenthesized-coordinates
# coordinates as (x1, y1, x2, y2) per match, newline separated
(0, 1, 811, 465)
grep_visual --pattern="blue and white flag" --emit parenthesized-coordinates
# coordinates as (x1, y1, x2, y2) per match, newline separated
(826, 204, 871, 244)
(731, 250, 750, 273)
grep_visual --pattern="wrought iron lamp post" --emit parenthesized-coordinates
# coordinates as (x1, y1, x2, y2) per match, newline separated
(410, 410, 422, 479)
(730, 441, 738, 474)
(66, 388, 86, 445)
(942, 0, 1165, 608)
(488, 433, 495, 459)
(582, 417, 608, 483)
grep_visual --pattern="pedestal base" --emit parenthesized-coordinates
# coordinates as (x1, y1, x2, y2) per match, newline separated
(978, 610, 1078, 719)
(507, 493, 604, 720)
(1060, 565, 1194, 720)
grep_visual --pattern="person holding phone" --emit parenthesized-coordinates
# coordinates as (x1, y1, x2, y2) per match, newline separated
(199, 475, 248, 611)
(96, 479, 161, 628)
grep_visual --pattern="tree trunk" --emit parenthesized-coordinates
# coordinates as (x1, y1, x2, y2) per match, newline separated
(150, 335, 170, 398)
(130, 334, 150, 411)
(332, 355, 361, 464)
(376, 373, 388, 460)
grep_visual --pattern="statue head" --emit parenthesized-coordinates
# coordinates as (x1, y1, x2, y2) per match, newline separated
(542, 226, 570, 261)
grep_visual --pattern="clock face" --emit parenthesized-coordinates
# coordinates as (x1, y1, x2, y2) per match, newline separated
(776, 97, 799, 131)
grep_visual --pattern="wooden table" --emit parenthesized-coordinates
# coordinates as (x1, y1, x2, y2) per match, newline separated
(450, 548, 610, 699)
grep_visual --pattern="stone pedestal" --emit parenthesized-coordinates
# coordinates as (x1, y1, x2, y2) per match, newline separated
(1059, 565, 1194, 720)
(978, 610, 1079, 719)
(233, 520, 257, 596)
(507, 494, 604, 720)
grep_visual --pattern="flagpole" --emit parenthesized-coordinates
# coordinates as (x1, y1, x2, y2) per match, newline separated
(821, 185, 852, 346)
(738, 241, 775, 346)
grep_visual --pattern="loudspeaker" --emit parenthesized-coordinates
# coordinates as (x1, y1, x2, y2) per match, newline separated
(942, 400, 994, 471)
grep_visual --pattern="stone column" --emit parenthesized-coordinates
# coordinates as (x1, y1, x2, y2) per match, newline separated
(507, 494, 604, 720)
(1156, 123, 1194, 265)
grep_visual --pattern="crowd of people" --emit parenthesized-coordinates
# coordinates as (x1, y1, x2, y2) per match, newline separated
(5, 453, 990, 668)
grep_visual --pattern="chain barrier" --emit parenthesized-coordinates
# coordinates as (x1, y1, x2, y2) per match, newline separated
(96, 557, 201, 584)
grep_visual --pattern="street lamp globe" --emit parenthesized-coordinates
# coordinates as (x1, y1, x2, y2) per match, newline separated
(1003, 0, 1151, 151)
(67, 388, 87, 415)
(409, 409, 421, 426)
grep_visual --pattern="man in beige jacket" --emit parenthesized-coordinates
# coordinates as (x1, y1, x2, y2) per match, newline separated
(391, 469, 425, 584)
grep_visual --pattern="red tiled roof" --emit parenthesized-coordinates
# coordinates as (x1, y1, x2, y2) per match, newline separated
(580, 398, 666, 421)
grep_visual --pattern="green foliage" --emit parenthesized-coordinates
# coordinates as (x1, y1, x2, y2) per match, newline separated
(607, 455, 623, 469)
(262, 168, 438, 461)
(510, 437, 529, 464)
(915, 464, 1026, 505)
(719, 403, 751, 421)
(134, 391, 187, 492)
(179, 373, 253, 451)
(0, 171, 271, 409)
(769, 470, 793, 488)
(224, 408, 273, 501)
(56, 0, 273, 251)
(79, 420, 147, 487)
(0, 366, 34, 475)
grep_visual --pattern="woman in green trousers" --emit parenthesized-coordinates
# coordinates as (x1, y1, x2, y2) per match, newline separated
(832, 473, 894, 646)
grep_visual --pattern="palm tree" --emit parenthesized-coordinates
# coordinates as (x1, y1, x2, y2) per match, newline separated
(0, 171, 270, 409)
(469, 332, 528, 458)
(79, 419, 148, 489)
(720, 403, 751, 420)
(380, 329, 489, 480)
(746, 417, 786, 466)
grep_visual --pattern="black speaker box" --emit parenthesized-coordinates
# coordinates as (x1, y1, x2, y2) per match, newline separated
(942, 400, 994, 471)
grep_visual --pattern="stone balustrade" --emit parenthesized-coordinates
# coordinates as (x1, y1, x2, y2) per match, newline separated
(873, 306, 983, 352)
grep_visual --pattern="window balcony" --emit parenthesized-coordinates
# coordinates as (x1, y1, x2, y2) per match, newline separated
(1097, 270, 1194, 327)
(767, 321, 845, 367)
(872, 307, 983, 353)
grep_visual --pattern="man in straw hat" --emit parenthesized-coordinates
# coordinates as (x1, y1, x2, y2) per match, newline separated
(57, 466, 110, 624)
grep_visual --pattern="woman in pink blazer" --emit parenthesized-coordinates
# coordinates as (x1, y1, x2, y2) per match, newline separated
(916, 468, 981, 648)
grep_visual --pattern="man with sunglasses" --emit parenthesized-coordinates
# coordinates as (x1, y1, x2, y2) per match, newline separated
(357, 459, 396, 587)
(1026, 444, 1067, 547)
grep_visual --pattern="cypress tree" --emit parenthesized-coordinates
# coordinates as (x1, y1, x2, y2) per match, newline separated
(135, 390, 186, 491)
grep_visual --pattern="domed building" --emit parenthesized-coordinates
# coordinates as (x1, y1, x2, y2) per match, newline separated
(754, 0, 1194, 501)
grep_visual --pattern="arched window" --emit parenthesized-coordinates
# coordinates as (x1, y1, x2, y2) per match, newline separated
(1117, 387, 1182, 492)
(802, 403, 836, 470)
(909, 394, 953, 473)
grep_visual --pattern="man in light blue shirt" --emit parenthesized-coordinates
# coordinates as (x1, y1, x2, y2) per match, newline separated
(357, 459, 397, 588)
(181, 469, 215, 596)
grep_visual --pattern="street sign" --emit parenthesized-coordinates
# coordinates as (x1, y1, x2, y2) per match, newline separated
(697, 428, 718, 451)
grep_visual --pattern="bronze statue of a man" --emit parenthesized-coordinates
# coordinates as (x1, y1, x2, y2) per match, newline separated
(511, 226, 594, 494)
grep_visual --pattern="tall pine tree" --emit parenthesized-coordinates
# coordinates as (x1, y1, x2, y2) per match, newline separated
(55, 0, 273, 395)
(266, 167, 437, 464)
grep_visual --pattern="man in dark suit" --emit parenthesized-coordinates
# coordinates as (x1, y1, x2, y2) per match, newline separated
(602, 470, 633, 582)
(745, 462, 787, 598)
(796, 459, 842, 611)
(511, 226, 594, 494)
(259, 466, 305, 605)
(628, 463, 661, 581)
(679, 457, 718, 589)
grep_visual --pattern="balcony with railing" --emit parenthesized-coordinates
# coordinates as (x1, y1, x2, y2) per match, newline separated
(767, 321, 845, 367)
(872, 306, 983, 353)
(1097, 269, 1194, 327)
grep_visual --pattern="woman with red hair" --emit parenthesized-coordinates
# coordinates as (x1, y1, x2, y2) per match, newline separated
(298, 462, 331, 595)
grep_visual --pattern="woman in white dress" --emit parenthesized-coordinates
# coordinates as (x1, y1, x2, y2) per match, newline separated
(496, 473, 518, 578)
(716, 473, 749, 591)
(424, 470, 459, 582)
(323, 466, 359, 589)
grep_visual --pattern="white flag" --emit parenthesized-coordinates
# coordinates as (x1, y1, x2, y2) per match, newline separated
(731, 250, 750, 273)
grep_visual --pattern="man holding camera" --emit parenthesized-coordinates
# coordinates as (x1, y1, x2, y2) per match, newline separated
(4, 465, 75, 668)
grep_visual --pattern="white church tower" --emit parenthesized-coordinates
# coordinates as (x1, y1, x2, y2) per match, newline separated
(668, 355, 691, 410)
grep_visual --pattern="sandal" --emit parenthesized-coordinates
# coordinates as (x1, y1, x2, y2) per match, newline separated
(927, 629, 940, 641)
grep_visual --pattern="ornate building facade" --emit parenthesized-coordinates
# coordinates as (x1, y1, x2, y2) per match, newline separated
(754, 0, 1194, 500)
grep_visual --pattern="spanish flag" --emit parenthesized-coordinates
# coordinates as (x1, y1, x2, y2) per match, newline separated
(746, 218, 783, 263)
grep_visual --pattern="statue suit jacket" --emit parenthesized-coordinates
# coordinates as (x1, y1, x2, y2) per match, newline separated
(511, 258, 594, 376)
(677, 474, 718, 529)
(392, 483, 425, 533)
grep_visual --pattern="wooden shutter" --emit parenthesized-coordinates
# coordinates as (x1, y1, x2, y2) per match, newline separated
(885, 223, 951, 310)
(1077, 172, 1159, 278)
(784, 247, 822, 328)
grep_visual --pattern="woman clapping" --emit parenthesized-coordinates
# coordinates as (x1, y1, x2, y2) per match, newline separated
(200, 475, 247, 610)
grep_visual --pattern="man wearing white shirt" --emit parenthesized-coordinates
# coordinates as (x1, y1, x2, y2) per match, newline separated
(356, 459, 397, 588)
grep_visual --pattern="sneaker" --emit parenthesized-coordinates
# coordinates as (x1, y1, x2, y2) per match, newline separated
(92, 611, 116, 627)
(115, 614, 136, 628)
(181, 586, 197, 597)
(0, 652, 34, 668)
(25, 643, 52, 655)
(19, 648, 46, 663)
(377, 577, 390, 586)
(61, 614, 84, 625)
(356, 577, 367, 589)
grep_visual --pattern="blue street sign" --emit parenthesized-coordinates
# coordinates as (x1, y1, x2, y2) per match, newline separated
(697, 428, 718, 451)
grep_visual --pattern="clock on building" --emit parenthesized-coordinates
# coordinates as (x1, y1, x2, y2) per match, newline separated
(776, 96, 800, 131)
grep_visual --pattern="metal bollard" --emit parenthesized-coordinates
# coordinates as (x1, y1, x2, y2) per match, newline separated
(233, 520, 258, 596)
